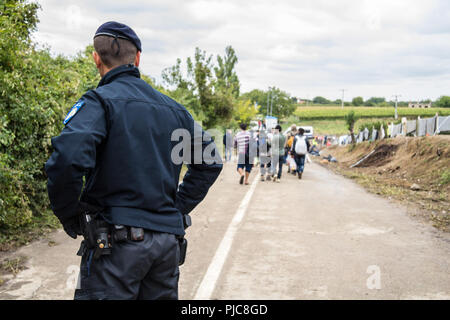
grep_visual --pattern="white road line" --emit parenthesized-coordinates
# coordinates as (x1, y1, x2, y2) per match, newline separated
(193, 174, 259, 300)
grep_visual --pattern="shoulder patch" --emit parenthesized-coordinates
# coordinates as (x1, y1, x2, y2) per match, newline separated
(63, 100, 85, 125)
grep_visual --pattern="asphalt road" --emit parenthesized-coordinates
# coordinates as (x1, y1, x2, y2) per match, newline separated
(1, 160, 449, 300)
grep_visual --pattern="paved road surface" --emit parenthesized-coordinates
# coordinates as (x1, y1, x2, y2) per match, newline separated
(1, 160, 449, 299)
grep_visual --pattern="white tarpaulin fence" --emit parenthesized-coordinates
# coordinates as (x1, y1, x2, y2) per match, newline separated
(437, 116, 450, 133)
(337, 114, 450, 146)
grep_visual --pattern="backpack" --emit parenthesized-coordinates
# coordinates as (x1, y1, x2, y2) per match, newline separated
(294, 136, 307, 155)
(287, 135, 294, 148)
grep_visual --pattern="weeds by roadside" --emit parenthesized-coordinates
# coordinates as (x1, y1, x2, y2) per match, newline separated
(0, 255, 29, 287)
(0, 211, 60, 253)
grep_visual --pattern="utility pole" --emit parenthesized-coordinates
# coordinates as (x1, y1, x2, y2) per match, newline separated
(270, 93, 274, 116)
(340, 89, 346, 109)
(393, 94, 401, 120)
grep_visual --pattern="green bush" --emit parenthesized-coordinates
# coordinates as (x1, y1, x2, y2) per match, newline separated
(435, 96, 450, 108)
(0, 1, 98, 229)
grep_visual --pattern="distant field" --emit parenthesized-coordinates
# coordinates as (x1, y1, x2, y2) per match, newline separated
(288, 118, 394, 135)
(295, 106, 450, 120)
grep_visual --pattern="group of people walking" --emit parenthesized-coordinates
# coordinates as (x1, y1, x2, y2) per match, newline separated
(223, 124, 311, 185)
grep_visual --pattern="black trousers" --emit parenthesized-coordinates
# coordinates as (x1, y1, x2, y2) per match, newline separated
(74, 230, 180, 300)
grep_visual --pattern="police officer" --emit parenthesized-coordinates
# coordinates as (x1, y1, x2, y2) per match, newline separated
(45, 21, 223, 300)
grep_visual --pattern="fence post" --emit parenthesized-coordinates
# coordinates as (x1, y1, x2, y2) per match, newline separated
(417, 116, 420, 137)
(401, 117, 407, 136)
(434, 113, 439, 135)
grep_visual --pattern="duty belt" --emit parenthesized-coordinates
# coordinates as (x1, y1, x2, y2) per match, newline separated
(112, 225, 145, 242)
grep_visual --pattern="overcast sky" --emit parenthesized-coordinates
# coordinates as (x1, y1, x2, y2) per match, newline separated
(33, 0, 450, 101)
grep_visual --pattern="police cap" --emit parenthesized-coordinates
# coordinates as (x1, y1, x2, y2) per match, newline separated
(94, 21, 142, 52)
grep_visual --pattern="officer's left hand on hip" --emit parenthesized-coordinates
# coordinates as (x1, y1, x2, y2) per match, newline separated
(62, 216, 83, 239)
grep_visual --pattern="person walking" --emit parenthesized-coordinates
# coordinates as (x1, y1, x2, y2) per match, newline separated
(258, 129, 271, 181)
(223, 129, 233, 162)
(285, 125, 297, 174)
(45, 22, 222, 300)
(291, 128, 311, 179)
(270, 125, 286, 183)
(234, 123, 253, 185)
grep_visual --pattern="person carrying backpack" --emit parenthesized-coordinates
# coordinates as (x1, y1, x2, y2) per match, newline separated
(290, 128, 310, 179)
(285, 125, 297, 174)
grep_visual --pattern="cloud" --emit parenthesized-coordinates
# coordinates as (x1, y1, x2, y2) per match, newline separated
(33, 0, 450, 101)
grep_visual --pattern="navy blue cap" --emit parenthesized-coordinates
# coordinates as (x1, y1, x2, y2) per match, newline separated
(94, 21, 142, 52)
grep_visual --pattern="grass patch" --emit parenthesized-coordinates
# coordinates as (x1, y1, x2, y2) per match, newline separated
(0, 256, 28, 276)
(439, 169, 450, 185)
(0, 211, 60, 252)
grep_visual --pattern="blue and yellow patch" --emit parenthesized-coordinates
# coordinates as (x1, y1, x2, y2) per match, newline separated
(63, 100, 85, 125)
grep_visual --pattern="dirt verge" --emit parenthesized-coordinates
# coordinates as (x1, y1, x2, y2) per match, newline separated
(316, 136, 450, 232)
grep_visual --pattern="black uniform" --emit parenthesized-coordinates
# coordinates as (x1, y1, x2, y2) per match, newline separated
(45, 64, 222, 299)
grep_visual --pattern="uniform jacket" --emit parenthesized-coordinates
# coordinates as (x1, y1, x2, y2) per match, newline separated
(45, 64, 222, 236)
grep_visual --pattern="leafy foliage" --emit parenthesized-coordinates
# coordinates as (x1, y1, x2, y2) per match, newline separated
(162, 47, 235, 128)
(0, 1, 98, 229)
(344, 110, 358, 144)
(241, 87, 296, 119)
(312, 96, 331, 105)
(352, 96, 364, 106)
(435, 96, 450, 108)
(232, 99, 258, 126)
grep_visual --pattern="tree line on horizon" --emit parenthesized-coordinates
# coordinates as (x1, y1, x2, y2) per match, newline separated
(301, 96, 450, 108)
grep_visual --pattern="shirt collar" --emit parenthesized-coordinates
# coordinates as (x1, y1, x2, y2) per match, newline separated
(97, 64, 141, 88)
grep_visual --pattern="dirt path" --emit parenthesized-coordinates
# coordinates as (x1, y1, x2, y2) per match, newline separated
(1, 160, 449, 299)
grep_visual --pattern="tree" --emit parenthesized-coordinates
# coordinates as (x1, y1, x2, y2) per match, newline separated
(162, 47, 235, 128)
(435, 96, 450, 108)
(345, 110, 358, 144)
(267, 87, 297, 118)
(240, 89, 267, 109)
(313, 96, 330, 105)
(365, 97, 385, 106)
(241, 87, 296, 118)
(214, 46, 240, 99)
(233, 99, 258, 125)
(352, 96, 364, 106)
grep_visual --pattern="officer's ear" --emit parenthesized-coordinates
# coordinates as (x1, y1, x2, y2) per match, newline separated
(92, 51, 102, 69)
(134, 51, 141, 67)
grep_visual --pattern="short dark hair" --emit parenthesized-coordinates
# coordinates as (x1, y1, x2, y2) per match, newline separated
(275, 124, 282, 131)
(94, 35, 138, 68)
(299, 128, 305, 135)
(240, 123, 248, 130)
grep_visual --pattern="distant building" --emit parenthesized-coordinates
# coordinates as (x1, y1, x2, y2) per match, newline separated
(409, 102, 432, 108)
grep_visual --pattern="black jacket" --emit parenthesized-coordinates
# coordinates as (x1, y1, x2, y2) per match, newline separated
(45, 64, 222, 236)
